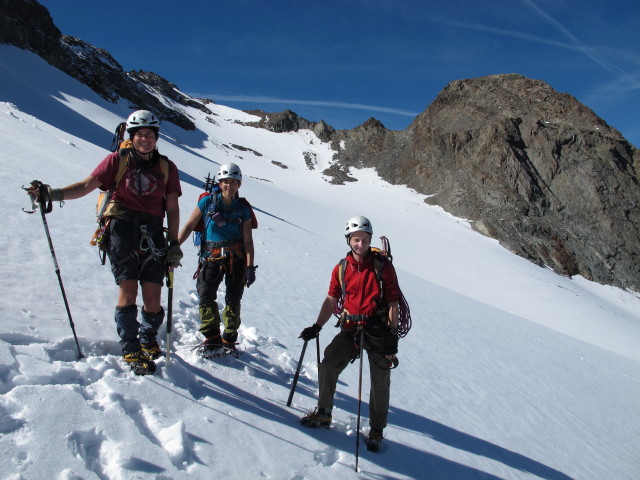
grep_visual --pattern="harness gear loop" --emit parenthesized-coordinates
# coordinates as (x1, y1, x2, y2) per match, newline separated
(139, 224, 167, 259)
(348, 320, 368, 364)
(192, 241, 244, 279)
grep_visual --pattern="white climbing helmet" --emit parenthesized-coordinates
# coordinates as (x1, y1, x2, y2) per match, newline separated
(217, 162, 242, 182)
(126, 110, 160, 133)
(345, 215, 373, 242)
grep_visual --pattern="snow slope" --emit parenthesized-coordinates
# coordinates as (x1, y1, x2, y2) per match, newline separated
(1, 44, 639, 480)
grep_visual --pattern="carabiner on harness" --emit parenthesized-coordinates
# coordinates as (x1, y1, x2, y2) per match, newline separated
(139, 225, 167, 259)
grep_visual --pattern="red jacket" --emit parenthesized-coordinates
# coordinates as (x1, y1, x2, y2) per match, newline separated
(328, 250, 399, 316)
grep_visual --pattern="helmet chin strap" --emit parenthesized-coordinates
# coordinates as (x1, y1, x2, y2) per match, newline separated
(132, 148, 158, 165)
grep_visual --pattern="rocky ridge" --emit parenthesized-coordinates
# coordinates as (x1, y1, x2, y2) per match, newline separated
(0, 0, 206, 130)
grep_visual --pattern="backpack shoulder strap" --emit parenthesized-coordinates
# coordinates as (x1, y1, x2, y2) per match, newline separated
(114, 152, 130, 187)
(338, 258, 347, 300)
(373, 253, 386, 282)
(117, 142, 170, 186)
(372, 251, 388, 303)
(202, 193, 222, 231)
(208, 193, 218, 214)
(96, 153, 129, 219)
(337, 253, 385, 300)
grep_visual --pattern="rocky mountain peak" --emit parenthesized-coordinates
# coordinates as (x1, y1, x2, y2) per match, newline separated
(333, 74, 639, 291)
(418, 74, 612, 136)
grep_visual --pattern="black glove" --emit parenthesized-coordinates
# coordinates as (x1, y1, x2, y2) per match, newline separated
(25, 181, 57, 213)
(383, 328, 399, 355)
(299, 323, 322, 341)
(165, 241, 183, 267)
(245, 265, 258, 287)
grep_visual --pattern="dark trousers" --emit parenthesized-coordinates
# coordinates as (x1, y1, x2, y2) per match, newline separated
(196, 257, 245, 336)
(318, 330, 391, 431)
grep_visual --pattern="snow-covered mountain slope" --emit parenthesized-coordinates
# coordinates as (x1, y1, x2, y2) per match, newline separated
(1, 44, 639, 480)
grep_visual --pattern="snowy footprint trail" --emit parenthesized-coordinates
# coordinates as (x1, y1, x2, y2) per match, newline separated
(6, 282, 640, 480)
(0, 287, 329, 479)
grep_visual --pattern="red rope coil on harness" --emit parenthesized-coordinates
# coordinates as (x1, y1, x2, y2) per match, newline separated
(397, 291, 411, 338)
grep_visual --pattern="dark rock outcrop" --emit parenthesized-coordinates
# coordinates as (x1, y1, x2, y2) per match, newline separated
(0, 0, 64, 58)
(243, 109, 336, 142)
(0, 0, 208, 130)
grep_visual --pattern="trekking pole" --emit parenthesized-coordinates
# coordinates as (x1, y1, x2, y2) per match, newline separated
(316, 335, 321, 365)
(23, 183, 84, 359)
(354, 327, 365, 472)
(286, 339, 308, 407)
(165, 268, 174, 363)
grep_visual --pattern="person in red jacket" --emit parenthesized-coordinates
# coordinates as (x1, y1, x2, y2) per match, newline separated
(299, 215, 400, 452)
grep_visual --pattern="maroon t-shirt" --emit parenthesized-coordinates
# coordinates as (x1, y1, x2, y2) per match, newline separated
(91, 151, 181, 218)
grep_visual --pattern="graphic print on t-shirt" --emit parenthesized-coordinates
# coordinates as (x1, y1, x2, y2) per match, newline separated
(124, 168, 160, 197)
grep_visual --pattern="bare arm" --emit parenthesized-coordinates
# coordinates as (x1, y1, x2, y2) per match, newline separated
(165, 192, 180, 241)
(242, 220, 254, 267)
(314, 296, 339, 328)
(177, 205, 203, 245)
(60, 175, 102, 200)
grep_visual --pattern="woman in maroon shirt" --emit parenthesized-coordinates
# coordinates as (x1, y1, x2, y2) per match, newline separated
(30, 110, 182, 375)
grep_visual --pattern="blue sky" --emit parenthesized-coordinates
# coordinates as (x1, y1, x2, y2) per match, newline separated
(39, 0, 640, 146)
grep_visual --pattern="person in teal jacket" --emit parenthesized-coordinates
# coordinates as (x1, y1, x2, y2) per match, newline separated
(178, 162, 256, 356)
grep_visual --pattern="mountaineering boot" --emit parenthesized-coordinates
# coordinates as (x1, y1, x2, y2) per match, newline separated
(366, 428, 383, 452)
(141, 341, 162, 359)
(123, 351, 156, 375)
(300, 407, 332, 428)
(197, 334, 225, 358)
(222, 330, 238, 353)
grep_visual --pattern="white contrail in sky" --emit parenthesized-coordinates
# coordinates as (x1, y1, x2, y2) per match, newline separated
(520, 0, 631, 79)
(189, 93, 420, 117)
(442, 0, 639, 89)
